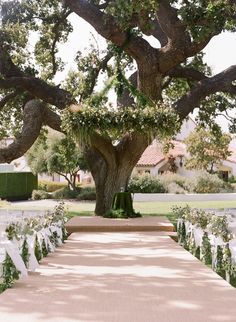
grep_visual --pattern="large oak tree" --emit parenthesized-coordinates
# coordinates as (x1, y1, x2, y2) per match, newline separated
(0, 0, 236, 215)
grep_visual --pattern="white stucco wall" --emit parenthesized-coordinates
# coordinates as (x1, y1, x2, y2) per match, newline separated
(175, 118, 196, 141)
(220, 160, 236, 176)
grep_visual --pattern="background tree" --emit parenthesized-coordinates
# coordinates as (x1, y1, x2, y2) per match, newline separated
(27, 132, 88, 190)
(0, 0, 236, 215)
(185, 127, 232, 173)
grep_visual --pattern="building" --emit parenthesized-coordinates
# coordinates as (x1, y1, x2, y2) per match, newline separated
(134, 118, 236, 180)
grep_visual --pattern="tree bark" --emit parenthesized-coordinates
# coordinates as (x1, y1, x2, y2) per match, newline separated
(85, 132, 148, 216)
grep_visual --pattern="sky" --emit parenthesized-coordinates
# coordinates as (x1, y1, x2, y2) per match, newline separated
(203, 32, 236, 135)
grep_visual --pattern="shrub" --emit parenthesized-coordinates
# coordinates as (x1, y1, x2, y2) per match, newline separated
(159, 173, 189, 193)
(76, 187, 96, 201)
(189, 171, 233, 193)
(128, 175, 167, 193)
(165, 182, 187, 194)
(228, 175, 236, 184)
(51, 187, 80, 199)
(38, 180, 68, 192)
(32, 190, 51, 200)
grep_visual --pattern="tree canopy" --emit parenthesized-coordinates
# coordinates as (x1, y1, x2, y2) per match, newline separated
(26, 131, 88, 190)
(184, 127, 232, 173)
(0, 0, 236, 214)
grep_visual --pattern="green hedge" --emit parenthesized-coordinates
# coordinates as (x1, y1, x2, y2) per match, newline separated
(0, 172, 38, 200)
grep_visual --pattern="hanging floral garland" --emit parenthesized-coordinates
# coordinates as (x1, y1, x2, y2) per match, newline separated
(62, 103, 181, 146)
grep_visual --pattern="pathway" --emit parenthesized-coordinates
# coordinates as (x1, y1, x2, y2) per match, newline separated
(1, 232, 236, 322)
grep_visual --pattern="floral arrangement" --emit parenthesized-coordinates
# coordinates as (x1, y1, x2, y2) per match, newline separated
(0, 202, 68, 292)
(62, 103, 181, 146)
(172, 206, 236, 286)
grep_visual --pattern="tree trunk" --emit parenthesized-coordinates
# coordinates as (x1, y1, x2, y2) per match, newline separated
(84, 68, 162, 216)
(85, 133, 148, 216)
(94, 165, 131, 216)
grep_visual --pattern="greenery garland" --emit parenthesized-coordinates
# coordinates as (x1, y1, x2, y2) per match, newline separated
(62, 103, 181, 146)
(0, 202, 67, 293)
(173, 206, 232, 242)
(215, 245, 224, 278)
(41, 239, 49, 257)
(201, 232, 212, 266)
(177, 220, 186, 247)
(62, 226, 68, 242)
(0, 253, 20, 292)
(173, 206, 236, 287)
(223, 243, 232, 283)
(21, 239, 30, 268)
(188, 235, 198, 257)
(34, 235, 42, 262)
(6, 223, 20, 241)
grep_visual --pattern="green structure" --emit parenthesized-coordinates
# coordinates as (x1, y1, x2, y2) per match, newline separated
(0, 172, 38, 200)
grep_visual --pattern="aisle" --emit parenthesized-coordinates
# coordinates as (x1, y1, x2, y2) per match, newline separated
(1, 232, 236, 322)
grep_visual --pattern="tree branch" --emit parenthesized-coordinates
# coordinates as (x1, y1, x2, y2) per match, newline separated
(43, 108, 63, 133)
(0, 100, 45, 163)
(81, 50, 113, 100)
(0, 45, 75, 108)
(63, 0, 157, 63)
(50, 8, 72, 75)
(167, 66, 208, 82)
(90, 132, 117, 166)
(156, 0, 191, 47)
(156, 2, 219, 72)
(0, 100, 64, 163)
(0, 91, 19, 111)
(117, 71, 137, 108)
(0, 76, 74, 109)
(130, 12, 168, 47)
(175, 65, 236, 118)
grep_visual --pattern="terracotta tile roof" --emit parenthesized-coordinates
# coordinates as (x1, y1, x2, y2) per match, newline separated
(137, 141, 186, 167)
(137, 145, 165, 167)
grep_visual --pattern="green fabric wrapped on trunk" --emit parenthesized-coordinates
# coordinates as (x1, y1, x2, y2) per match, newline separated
(104, 192, 141, 218)
(112, 192, 134, 217)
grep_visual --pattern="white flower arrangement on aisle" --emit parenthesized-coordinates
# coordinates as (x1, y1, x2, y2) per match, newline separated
(173, 206, 236, 286)
(0, 202, 68, 293)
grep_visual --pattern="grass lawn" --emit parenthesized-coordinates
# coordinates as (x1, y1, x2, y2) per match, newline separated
(3, 199, 236, 227)
(64, 200, 236, 228)
(67, 200, 236, 215)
